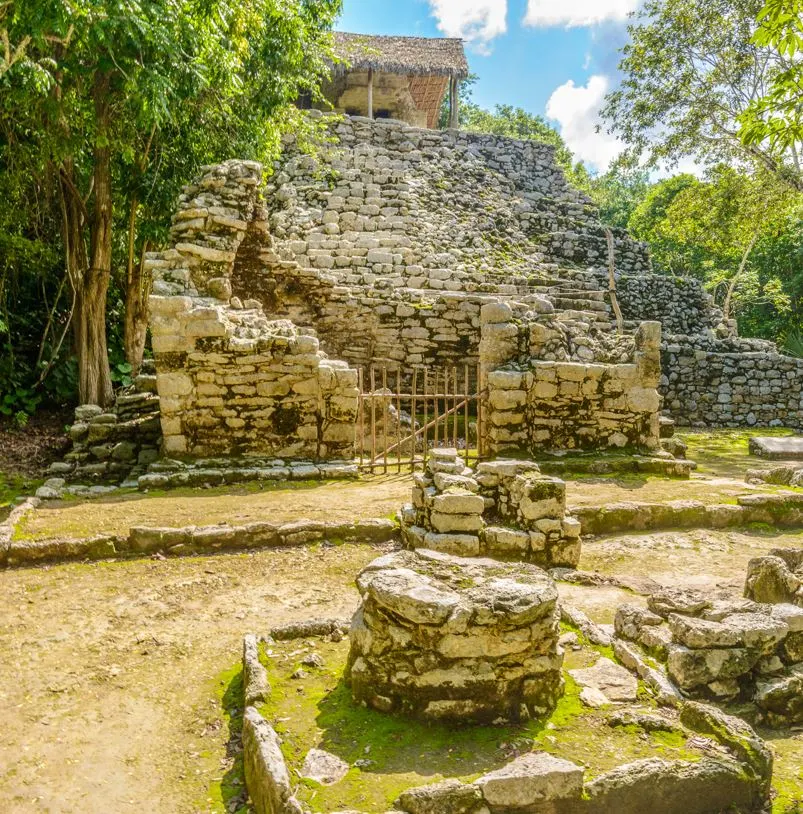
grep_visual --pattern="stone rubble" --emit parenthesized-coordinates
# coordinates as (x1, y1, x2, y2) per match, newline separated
(613, 578, 803, 726)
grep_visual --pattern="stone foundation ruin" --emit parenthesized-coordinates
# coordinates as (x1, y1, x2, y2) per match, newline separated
(400, 448, 581, 567)
(346, 548, 564, 722)
(614, 577, 803, 727)
(140, 111, 803, 467)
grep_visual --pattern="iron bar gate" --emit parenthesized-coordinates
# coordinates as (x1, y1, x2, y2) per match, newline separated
(356, 364, 486, 474)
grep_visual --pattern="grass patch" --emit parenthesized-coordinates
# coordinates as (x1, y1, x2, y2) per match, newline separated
(680, 428, 797, 479)
(256, 638, 706, 813)
(0, 471, 42, 519)
(204, 664, 250, 814)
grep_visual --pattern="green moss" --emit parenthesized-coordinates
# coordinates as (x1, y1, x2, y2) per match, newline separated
(0, 472, 42, 519)
(255, 638, 708, 812)
(204, 664, 249, 814)
(679, 427, 797, 479)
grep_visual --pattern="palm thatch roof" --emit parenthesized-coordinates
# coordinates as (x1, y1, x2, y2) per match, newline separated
(332, 32, 469, 79)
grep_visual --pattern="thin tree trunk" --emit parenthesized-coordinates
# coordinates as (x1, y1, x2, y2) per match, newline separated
(723, 232, 759, 320)
(75, 70, 114, 407)
(124, 196, 150, 375)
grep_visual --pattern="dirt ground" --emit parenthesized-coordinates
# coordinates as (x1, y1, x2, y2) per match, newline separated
(16, 476, 413, 541)
(15, 471, 795, 543)
(0, 544, 381, 814)
(2, 429, 803, 811)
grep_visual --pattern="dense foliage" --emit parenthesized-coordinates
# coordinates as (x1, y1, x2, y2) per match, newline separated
(0, 0, 340, 412)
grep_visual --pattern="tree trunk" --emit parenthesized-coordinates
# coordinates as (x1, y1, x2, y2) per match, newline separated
(75, 70, 114, 407)
(124, 197, 150, 376)
(723, 232, 759, 321)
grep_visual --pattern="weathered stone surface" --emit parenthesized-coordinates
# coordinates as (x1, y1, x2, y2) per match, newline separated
(300, 748, 349, 785)
(243, 634, 271, 705)
(666, 644, 759, 690)
(720, 612, 788, 653)
(397, 779, 482, 814)
(569, 657, 638, 702)
(348, 549, 562, 722)
(754, 664, 803, 724)
(668, 614, 744, 649)
(648, 587, 710, 618)
(678, 701, 773, 788)
(745, 553, 802, 606)
(475, 752, 584, 808)
(615, 603, 663, 640)
(749, 435, 803, 459)
(583, 757, 764, 814)
(365, 567, 460, 626)
(242, 707, 303, 814)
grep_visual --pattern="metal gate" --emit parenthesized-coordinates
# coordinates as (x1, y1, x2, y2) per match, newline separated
(356, 364, 486, 474)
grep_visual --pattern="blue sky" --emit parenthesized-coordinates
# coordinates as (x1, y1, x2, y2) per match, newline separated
(337, 0, 642, 172)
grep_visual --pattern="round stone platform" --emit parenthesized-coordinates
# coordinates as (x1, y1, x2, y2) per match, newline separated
(346, 548, 564, 723)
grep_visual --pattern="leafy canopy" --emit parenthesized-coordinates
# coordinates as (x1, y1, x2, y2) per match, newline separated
(602, 0, 803, 191)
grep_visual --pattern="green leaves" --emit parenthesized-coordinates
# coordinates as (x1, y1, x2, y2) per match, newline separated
(601, 0, 803, 192)
(738, 0, 803, 154)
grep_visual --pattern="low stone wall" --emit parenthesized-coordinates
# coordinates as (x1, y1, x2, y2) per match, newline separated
(572, 492, 803, 536)
(53, 369, 161, 486)
(482, 303, 662, 454)
(1, 516, 397, 569)
(661, 333, 803, 429)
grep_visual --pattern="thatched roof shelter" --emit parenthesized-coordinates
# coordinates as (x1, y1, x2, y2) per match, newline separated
(332, 32, 469, 79)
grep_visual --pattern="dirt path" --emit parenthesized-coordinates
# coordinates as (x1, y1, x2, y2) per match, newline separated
(1, 531, 801, 812)
(0, 544, 380, 814)
(16, 476, 412, 541)
(16, 469, 795, 544)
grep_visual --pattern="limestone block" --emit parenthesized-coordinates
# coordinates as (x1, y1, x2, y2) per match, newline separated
(431, 491, 485, 516)
(475, 752, 584, 807)
(430, 512, 484, 534)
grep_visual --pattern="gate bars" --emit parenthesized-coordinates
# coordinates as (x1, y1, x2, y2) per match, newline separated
(356, 364, 485, 474)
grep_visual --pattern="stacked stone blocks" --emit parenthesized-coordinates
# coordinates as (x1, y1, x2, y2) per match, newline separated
(346, 548, 564, 723)
(146, 160, 359, 459)
(400, 449, 581, 567)
(481, 302, 662, 454)
(615, 581, 803, 726)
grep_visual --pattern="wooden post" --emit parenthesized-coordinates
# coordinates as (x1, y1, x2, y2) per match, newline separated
(367, 68, 374, 120)
(448, 75, 459, 129)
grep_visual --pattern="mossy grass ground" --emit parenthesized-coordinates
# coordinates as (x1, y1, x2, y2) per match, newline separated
(0, 471, 43, 520)
(252, 636, 703, 813)
(680, 427, 798, 479)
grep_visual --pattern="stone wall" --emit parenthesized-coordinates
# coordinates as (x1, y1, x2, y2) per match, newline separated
(661, 334, 803, 429)
(481, 302, 662, 453)
(236, 112, 647, 370)
(613, 274, 724, 336)
(145, 112, 803, 460)
(147, 160, 358, 458)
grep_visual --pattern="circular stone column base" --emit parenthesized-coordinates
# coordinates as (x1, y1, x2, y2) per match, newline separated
(346, 548, 564, 723)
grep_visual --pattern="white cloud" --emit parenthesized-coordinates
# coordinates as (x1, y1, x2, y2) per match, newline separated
(546, 75, 624, 171)
(427, 0, 507, 54)
(524, 0, 639, 28)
